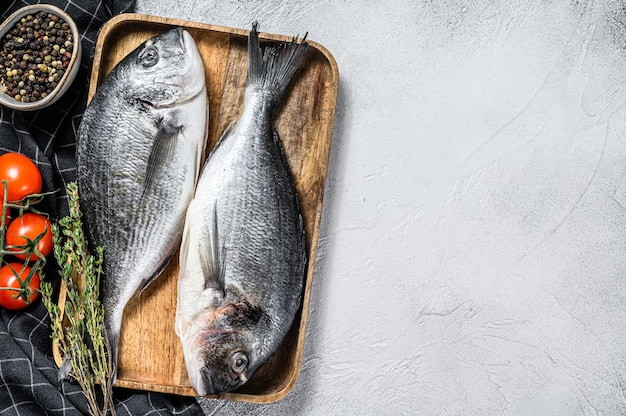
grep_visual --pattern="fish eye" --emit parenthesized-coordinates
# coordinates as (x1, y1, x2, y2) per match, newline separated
(229, 351, 249, 375)
(139, 46, 159, 67)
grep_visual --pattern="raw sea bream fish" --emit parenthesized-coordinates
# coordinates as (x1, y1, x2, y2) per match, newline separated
(76, 27, 208, 380)
(175, 23, 308, 395)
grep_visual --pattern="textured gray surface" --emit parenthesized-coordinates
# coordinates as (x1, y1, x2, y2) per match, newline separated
(135, 1, 626, 414)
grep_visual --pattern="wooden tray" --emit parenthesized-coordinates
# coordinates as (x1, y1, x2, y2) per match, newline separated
(55, 13, 338, 403)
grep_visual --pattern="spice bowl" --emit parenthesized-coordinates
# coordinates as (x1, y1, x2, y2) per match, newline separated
(0, 4, 81, 111)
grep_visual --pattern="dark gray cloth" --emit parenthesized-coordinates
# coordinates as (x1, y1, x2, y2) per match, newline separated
(0, 1, 203, 414)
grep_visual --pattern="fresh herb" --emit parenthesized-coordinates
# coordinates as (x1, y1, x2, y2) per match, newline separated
(41, 182, 115, 416)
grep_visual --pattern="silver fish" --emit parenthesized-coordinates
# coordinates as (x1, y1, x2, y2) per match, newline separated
(77, 27, 208, 380)
(175, 23, 307, 395)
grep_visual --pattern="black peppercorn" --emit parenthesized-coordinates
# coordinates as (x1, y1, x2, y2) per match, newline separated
(0, 11, 74, 103)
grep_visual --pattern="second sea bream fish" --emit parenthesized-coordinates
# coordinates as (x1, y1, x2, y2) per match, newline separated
(77, 27, 208, 380)
(175, 23, 308, 395)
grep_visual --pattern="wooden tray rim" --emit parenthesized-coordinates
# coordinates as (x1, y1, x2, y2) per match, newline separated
(76, 12, 339, 403)
(90, 13, 339, 99)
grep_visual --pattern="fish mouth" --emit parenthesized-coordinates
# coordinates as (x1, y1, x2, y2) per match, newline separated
(181, 28, 192, 54)
(197, 365, 245, 396)
(199, 366, 215, 395)
(166, 26, 186, 54)
(185, 362, 215, 396)
(199, 366, 237, 395)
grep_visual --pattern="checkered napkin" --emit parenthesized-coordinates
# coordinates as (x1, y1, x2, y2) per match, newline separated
(0, 1, 203, 415)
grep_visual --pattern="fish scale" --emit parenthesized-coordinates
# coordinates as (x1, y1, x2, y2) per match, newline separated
(77, 27, 207, 382)
(175, 23, 308, 396)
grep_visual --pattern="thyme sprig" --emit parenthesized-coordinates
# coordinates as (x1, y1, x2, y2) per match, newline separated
(41, 182, 115, 416)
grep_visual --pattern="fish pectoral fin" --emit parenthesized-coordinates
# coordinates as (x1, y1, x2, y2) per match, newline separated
(136, 252, 175, 296)
(199, 239, 219, 292)
(142, 119, 182, 199)
(220, 121, 235, 141)
(200, 203, 226, 296)
(211, 120, 236, 153)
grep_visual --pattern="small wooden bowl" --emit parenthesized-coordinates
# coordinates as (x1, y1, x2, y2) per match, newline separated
(0, 4, 81, 111)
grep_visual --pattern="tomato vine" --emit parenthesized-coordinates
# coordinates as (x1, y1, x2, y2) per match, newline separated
(0, 153, 55, 310)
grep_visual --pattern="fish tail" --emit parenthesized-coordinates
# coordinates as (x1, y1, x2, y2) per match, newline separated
(247, 22, 308, 108)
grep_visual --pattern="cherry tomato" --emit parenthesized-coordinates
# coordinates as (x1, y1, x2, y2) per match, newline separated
(6, 213, 53, 261)
(0, 263, 40, 310)
(0, 152, 43, 203)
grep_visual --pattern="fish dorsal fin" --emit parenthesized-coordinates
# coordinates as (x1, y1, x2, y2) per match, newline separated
(200, 202, 226, 296)
(142, 119, 181, 199)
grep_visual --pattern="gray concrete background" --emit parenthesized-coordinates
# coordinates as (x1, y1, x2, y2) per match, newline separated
(136, 1, 626, 414)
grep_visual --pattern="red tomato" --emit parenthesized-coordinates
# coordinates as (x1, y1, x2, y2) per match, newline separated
(0, 152, 43, 203)
(0, 263, 41, 310)
(6, 213, 53, 261)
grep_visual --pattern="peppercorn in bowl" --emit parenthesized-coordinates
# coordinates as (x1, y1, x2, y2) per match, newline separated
(0, 4, 81, 111)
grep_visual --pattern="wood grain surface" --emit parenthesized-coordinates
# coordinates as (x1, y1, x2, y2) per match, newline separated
(56, 13, 338, 403)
